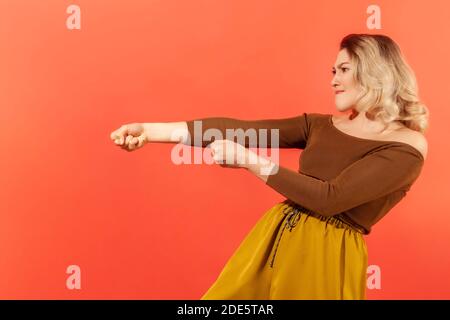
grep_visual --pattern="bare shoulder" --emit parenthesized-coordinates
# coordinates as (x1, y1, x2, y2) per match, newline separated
(331, 114, 428, 160)
(392, 128, 428, 160)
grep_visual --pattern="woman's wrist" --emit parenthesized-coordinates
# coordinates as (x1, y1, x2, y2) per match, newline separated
(244, 149, 278, 182)
(142, 123, 154, 142)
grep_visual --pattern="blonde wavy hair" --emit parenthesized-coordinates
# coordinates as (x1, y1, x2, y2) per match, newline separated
(340, 33, 429, 133)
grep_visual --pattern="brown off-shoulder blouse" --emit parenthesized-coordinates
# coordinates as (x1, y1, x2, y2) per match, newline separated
(184, 113, 425, 235)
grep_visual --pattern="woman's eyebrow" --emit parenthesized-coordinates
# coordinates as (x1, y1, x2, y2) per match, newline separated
(332, 62, 350, 69)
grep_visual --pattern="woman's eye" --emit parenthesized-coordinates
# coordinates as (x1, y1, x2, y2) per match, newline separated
(332, 68, 348, 75)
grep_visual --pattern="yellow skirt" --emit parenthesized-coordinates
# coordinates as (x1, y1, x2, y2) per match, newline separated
(201, 199, 368, 300)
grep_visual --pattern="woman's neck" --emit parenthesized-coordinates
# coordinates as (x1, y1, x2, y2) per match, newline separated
(347, 110, 402, 134)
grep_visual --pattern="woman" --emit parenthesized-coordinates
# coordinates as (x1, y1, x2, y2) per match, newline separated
(110, 34, 429, 299)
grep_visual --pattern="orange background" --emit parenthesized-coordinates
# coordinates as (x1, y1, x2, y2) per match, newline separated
(1, 0, 449, 299)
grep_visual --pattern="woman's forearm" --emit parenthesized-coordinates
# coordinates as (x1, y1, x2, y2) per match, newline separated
(143, 122, 189, 143)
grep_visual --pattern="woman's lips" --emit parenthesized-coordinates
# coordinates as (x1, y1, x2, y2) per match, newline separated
(335, 90, 345, 95)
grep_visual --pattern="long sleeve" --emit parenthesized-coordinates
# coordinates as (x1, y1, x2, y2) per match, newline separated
(265, 145, 424, 216)
(184, 113, 311, 148)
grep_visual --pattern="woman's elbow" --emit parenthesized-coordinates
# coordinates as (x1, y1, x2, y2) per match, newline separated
(313, 200, 342, 217)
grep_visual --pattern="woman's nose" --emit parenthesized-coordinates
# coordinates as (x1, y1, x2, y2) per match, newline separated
(331, 72, 342, 87)
(331, 77, 339, 88)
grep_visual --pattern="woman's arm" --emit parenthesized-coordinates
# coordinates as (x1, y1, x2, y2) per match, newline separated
(142, 112, 312, 147)
(114, 112, 312, 150)
(143, 122, 189, 143)
(184, 114, 311, 148)
(243, 146, 424, 216)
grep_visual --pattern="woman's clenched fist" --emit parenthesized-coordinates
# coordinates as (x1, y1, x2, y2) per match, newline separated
(208, 139, 250, 168)
(110, 123, 148, 152)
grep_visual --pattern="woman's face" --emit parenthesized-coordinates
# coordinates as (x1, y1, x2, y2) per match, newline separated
(331, 49, 362, 112)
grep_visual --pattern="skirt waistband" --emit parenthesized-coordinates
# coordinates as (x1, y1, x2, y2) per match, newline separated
(280, 199, 367, 235)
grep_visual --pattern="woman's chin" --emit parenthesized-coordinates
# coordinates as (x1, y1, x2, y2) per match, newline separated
(335, 105, 347, 112)
(334, 103, 353, 113)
